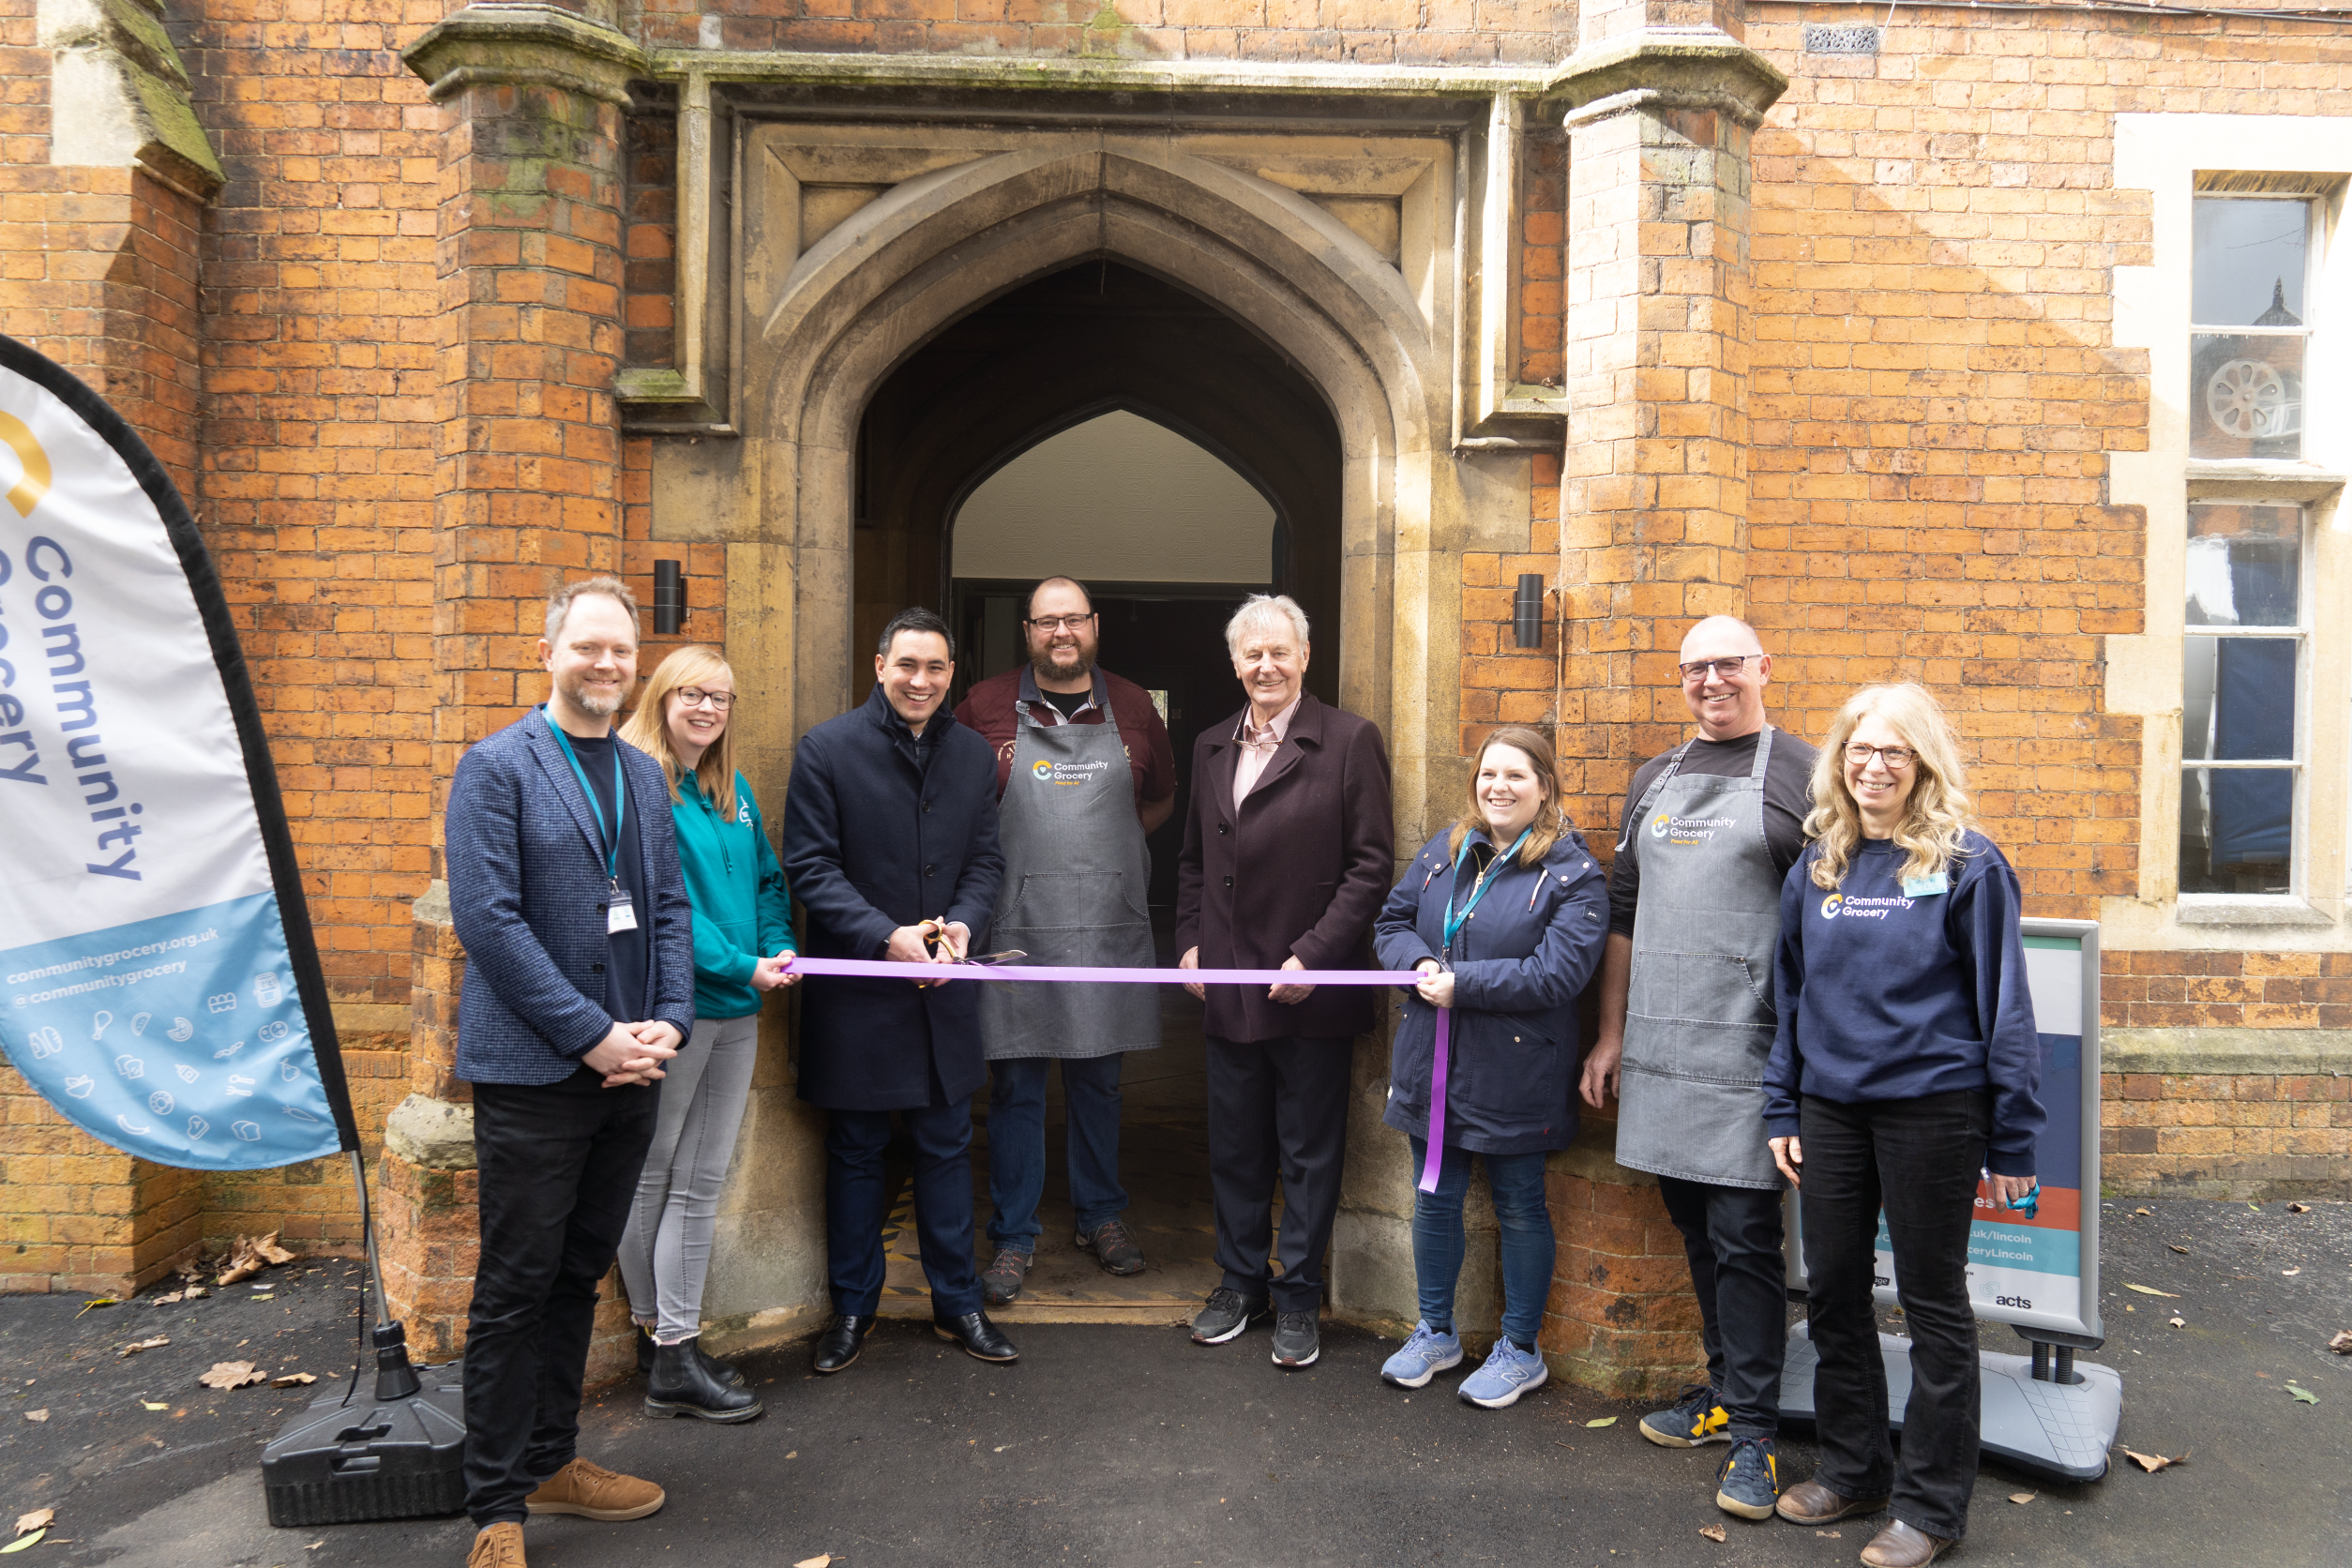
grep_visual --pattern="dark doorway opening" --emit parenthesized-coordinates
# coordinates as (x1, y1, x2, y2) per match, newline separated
(857, 262, 1340, 1322)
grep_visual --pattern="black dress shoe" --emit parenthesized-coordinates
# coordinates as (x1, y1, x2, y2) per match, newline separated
(933, 1309, 1019, 1363)
(812, 1314, 872, 1375)
(638, 1323, 743, 1387)
(645, 1338, 763, 1424)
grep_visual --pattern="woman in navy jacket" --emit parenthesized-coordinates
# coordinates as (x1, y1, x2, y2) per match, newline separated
(1373, 725, 1609, 1410)
(1764, 684, 2042, 1568)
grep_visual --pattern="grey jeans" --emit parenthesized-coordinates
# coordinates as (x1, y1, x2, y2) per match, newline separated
(616, 1012, 760, 1344)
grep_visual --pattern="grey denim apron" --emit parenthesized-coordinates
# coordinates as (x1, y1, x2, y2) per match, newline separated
(1613, 727, 1783, 1189)
(978, 699, 1161, 1061)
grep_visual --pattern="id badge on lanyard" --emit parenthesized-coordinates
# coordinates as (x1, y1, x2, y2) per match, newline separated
(606, 881, 638, 934)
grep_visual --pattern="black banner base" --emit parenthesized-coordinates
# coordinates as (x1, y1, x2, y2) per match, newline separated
(261, 1359, 466, 1527)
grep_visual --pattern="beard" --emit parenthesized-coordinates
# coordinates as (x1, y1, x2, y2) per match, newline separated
(1031, 640, 1096, 683)
(560, 672, 625, 719)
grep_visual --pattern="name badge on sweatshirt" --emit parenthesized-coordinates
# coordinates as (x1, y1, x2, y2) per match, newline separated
(1902, 872, 1950, 897)
(606, 886, 639, 934)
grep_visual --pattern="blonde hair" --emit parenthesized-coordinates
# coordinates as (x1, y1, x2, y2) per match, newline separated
(1805, 683, 1975, 891)
(621, 644, 739, 820)
(1446, 726, 1569, 869)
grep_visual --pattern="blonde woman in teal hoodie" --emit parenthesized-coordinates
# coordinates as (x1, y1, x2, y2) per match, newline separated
(617, 645, 796, 1423)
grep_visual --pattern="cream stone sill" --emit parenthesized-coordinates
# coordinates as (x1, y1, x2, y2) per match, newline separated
(2173, 896, 2337, 927)
(2183, 461, 2346, 502)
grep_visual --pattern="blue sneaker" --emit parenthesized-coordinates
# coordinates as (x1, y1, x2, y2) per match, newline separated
(1457, 1337, 1548, 1409)
(1714, 1436, 1780, 1520)
(1380, 1320, 1464, 1389)
(1639, 1382, 1730, 1448)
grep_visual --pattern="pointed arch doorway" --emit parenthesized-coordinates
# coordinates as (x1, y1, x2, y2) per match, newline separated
(851, 261, 1346, 1318)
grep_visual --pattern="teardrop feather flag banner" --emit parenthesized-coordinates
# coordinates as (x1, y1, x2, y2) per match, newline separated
(0, 336, 357, 1170)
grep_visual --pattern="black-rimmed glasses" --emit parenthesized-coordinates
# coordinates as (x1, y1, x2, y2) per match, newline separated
(1678, 656, 1754, 682)
(676, 686, 734, 711)
(1844, 743, 1915, 769)
(1026, 613, 1097, 633)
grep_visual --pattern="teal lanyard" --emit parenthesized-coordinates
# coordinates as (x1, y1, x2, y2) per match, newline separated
(1442, 827, 1531, 955)
(543, 707, 624, 885)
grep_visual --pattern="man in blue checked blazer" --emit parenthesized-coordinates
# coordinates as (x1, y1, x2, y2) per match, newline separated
(445, 577, 695, 1567)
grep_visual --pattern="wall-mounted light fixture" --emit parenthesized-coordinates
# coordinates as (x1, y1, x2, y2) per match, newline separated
(653, 560, 685, 635)
(1513, 573, 1545, 649)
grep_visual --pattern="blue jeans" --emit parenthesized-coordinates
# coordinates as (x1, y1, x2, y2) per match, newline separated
(1408, 1137, 1555, 1349)
(986, 1054, 1130, 1252)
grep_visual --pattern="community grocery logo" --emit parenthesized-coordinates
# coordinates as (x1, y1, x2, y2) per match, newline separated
(1650, 813, 1670, 839)
(1, 410, 53, 518)
(1031, 759, 1111, 787)
(1655, 813, 1733, 847)
(1032, 761, 1053, 780)
(1820, 894, 1843, 920)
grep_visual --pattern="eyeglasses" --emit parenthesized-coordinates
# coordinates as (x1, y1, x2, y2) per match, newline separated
(1844, 743, 1916, 769)
(675, 687, 734, 711)
(1678, 656, 1755, 683)
(1026, 613, 1096, 633)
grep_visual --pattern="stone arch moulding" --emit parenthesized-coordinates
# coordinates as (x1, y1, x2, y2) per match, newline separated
(736, 133, 1471, 852)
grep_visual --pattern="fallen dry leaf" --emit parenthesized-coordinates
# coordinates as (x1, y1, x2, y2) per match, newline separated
(22, 1410, 46, 1423)
(2168, 1317, 2186, 1328)
(73, 1298, 116, 1318)
(2123, 1284, 2179, 1298)
(1585, 1416, 1617, 1428)
(2328, 1331, 2352, 1355)
(2133, 1207, 2151, 1216)
(792, 1557, 833, 1568)
(2123, 1446, 2187, 1473)
(199, 1362, 267, 1391)
(0, 1530, 42, 1555)
(216, 1231, 299, 1287)
(1815, 1530, 1842, 1539)
(12, 1512, 52, 1538)
(2287, 1202, 2310, 1214)
(2285, 1383, 2319, 1405)
(118, 1336, 170, 1359)
(2282, 1268, 2300, 1277)
(273, 1373, 318, 1389)
(141, 1401, 169, 1411)
(2008, 1492, 2035, 1504)
(1699, 1523, 1727, 1542)
(2167, 1244, 2189, 1255)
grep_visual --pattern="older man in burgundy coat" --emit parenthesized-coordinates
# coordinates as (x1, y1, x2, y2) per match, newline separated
(1176, 594, 1394, 1369)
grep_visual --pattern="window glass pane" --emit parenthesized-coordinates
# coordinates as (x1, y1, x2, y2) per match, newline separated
(2191, 334, 2304, 459)
(2185, 504, 2300, 626)
(2192, 197, 2308, 326)
(2183, 636, 2298, 761)
(2180, 768, 2294, 895)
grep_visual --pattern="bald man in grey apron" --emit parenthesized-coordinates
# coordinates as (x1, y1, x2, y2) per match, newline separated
(1581, 617, 1817, 1523)
(952, 581, 1176, 1308)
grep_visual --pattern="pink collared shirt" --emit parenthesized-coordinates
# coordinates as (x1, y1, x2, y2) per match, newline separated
(1231, 695, 1302, 812)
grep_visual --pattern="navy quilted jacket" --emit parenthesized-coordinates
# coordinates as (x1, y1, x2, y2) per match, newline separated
(445, 710, 696, 1085)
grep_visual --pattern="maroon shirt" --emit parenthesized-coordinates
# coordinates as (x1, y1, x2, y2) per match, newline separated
(954, 665, 1179, 807)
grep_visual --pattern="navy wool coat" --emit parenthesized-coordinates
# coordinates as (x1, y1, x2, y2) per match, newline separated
(780, 686, 1005, 1111)
(1374, 828, 1611, 1154)
(445, 712, 696, 1086)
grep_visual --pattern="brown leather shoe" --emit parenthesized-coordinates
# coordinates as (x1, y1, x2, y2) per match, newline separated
(1859, 1519, 1954, 1567)
(523, 1456, 666, 1521)
(467, 1522, 526, 1568)
(1775, 1478, 1892, 1525)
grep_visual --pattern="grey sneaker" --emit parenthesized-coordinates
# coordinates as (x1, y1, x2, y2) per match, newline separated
(1457, 1336, 1547, 1409)
(1716, 1437, 1781, 1520)
(1270, 1309, 1320, 1368)
(1189, 1288, 1268, 1345)
(1076, 1217, 1146, 1276)
(1639, 1381, 1730, 1448)
(980, 1247, 1031, 1306)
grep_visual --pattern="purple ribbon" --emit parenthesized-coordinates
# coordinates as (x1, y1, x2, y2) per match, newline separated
(783, 956, 1455, 1189)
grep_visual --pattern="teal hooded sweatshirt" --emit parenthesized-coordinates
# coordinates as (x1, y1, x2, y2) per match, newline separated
(670, 768, 795, 1020)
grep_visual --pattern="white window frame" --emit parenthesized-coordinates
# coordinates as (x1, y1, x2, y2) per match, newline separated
(2106, 116, 2348, 945)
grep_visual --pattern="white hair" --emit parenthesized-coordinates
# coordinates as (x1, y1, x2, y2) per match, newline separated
(1224, 594, 1309, 658)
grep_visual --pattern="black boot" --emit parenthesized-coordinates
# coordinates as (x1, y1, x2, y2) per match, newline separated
(644, 1338, 763, 1424)
(812, 1314, 872, 1374)
(640, 1322, 743, 1387)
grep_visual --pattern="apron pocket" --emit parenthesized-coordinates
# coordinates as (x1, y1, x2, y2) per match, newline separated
(1002, 871, 1150, 930)
(1627, 950, 1774, 1029)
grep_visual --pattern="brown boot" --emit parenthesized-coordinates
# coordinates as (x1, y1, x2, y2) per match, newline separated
(523, 1456, 666, 1521)
(467, 1522, 526, 1568)
(1859, 1520, 1954, 1567)
(1775, 1478, 1891, 1525)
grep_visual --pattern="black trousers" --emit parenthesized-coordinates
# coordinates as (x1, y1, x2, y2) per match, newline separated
(1204, 1033, 1352, 1314)
(1798, 1090, 1991, 1542)
(463, 1070, 660, 1527)
(823, 1082, 983, 1320)
(1657, 1175, 1787, 1439)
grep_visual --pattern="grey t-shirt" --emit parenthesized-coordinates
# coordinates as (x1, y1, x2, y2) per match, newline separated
(1606, 729, 1817, 939)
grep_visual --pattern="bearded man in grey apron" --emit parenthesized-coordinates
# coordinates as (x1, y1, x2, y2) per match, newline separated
(1581, 616, 1818, 1524)
(951, 578, 1178, 1306)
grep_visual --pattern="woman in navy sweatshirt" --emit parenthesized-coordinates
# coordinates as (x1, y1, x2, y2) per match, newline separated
(1763, 684, 2043, 1568)
(1372, 726, 1609, 1410)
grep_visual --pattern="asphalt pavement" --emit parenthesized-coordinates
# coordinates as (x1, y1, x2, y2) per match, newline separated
(2, 1197, 2345, 1568)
